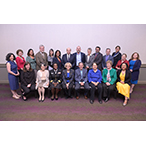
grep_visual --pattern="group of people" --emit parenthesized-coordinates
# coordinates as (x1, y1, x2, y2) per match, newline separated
(6, 45, 141, 106)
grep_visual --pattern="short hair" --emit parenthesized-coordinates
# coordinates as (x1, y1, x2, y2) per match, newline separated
(55, 50, 61, 57)
(95, 46, 101, 51)
(120, 62, 128, 69)
(78, 62, 84, 66)
(53, 62, 58, 67)
(131, 52, 140, 60)
(122, 53, 127, 58)
(49, 48, 54, 56)
(106, 60, 113, 66)
(92, 62, 98, 66)
(115, 45, 121, 50)
(88, 48, 92, 51)
(23, 62, 32, 72)
(64, 62, 72, 68)
(16, 49, 23, 55)
(27, 49, 34, 57)
(39, 45, 45, 49)
(106, 48, 111, 51)
(6, 53, 16, 61)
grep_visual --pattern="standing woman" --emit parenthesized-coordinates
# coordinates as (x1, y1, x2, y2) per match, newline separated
(16, 49, 26, 82)
(129, 52, 141, 93)
(116, 63, 131, 106)
(48, 48, 54, 71)
(26, 49, 36, 74)
(62, 62, 74, 99)
(6, 53, 20, 99)
(112, 45, 122, 68)
(53, 50, 63, 70)
(36, 64, 49, 102)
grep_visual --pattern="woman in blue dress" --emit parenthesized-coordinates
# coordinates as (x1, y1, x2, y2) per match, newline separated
(129, 52, 141, 93)
(6, 53, 20, 99)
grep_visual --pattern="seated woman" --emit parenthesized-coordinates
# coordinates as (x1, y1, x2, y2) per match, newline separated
(115, 53, 129, 70)
(49, 63, 62, 100)
(116, 63, 131, 106)
(102, 60, 117, 102)
(21, 62, 36, 101)
(6, 53, 20, 99)
(88, 62, 103, 104)
(36, 64, 49, 102)
(62, 62, 74, 99)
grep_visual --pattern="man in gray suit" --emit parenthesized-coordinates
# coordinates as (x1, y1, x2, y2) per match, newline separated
(75, 62, 90, 100)
(102, 48, 114, 69)
(36, 45, 48, 71)
(85, 48, 94, 71)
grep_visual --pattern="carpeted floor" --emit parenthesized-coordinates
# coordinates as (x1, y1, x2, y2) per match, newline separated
(0, 84, 146, 121)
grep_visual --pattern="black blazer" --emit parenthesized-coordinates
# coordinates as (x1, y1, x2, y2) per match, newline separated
(49, 69, 62, 83)
(62, 69, 74, 84)
(62, 54, 75, 69)
(117, 70, 131, 85)
(53, 57, 63, 70)
(73, 52, 86, 67)
(112, 52, 122, 67)
(93, 52, 103, 71)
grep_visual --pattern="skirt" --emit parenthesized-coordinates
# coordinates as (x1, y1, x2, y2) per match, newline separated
(131, 79, 138, 84)
(50, 83, 61, 89)
(38, 80, 46, 88)
(116, 82, 130, 98)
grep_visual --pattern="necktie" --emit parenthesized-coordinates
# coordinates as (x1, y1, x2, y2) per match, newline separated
(94, 53, 98, 59)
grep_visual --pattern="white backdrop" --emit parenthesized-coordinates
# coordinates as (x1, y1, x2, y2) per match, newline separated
(0, 24, 146, 64)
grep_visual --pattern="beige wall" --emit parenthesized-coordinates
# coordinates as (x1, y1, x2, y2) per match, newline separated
(0, 24, 146, 64)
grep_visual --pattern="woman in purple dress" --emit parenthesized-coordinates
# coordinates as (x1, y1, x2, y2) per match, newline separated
(6, 53, 20, 99)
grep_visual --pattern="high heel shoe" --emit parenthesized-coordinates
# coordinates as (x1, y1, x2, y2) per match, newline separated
(38, 96, 42, 102)
(42, 96, 45, 102)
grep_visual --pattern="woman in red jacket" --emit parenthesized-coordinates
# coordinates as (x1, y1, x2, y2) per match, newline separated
(16, 49, 26, 82)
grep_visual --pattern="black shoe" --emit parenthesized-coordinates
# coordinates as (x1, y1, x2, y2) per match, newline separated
(51, 98, 54, 101)
(42, 99, 45, 102)
(22, 96, 27, 101)
(70, 96, 73, 99)
(65, 96, 68, 99)
(104, 98, 109, 103)
(55, 97, 58, 100)
(99, 100, 102, 104)
(90, 100, 94, 104)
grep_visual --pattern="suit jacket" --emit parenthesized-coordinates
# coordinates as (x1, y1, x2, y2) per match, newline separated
(36, 51, 48, 71)
(49, 69, 62, 84)
(62, 69, 74, 85)
(102, 55, 114, 68)
(73, 52, 86, 67)
(117, 69, 131, 85)
(85, 54, 94, 69)
(75, 68, 88, 83)
(53, 57, 63, 70)
(93, 52, 103, 71)
(129, 59, 141, 81)
(112, 52, 121, 67)
(62, 54, 75, 69)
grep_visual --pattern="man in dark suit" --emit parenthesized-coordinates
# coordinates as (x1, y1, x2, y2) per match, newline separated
(62, 47, 75, 69)
(93, 46, 103, 71)
(73, 46, 86, 70)
(75, 62, 90, 99)
(102, 48, 114, 69)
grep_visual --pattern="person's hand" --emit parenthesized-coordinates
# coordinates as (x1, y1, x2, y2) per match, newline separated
(66, 83, 69, 89)
(95, 82, 99, 86)
(15, 73, 19, 76)
(80, 82, 84, 86)
(130, 69, 133, 72)
(53, 82, 58, 87)
(47, 83, 49, 86)
(120, 81, 124, 84)
(27, 84, 31, 88)
(86, 66, 89, 69)
(106, 82, 110, 86)
(91, 81, 95, 86)
(45, 66, 47, 69)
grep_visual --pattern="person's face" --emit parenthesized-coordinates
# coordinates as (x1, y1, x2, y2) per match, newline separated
(106, 49, 110, 55)
(121, 63, 127, 70)
(25, 64, 30, 70)
(87, 49, 91, 55)
(133, 53, 138, 59)
(29, 50, 33, 56)
(40, 46, 44, 52)
(56, 51, 60, 57)
(18, 51, 23, 57)
(53, 64, 58, 70)
(122, 55, 126, 61)
(76, 46, 81, 53)
(50, 50, 53, 56)
(79, 63, 83, 70)
(66, 48, 71, 54)
(41, 65, 45, 71)
(10, 55, 14, 61)
(115, 47, 120, 53)
(66, 64, 71, 70)
(95, 48, 100, 53)
(93, 63, 97, 70)
(106, 63, 111, 69)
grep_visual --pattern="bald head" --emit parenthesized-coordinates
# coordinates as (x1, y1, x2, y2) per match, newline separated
(66, 47, 71, 55)
(76, 46, 81, 53)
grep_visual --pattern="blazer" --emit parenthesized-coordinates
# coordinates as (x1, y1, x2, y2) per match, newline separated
(102, 68, 117, 85)
(53, 57, 63, 70)
(73, 52, 86, 67)
(85, 54, 94, 69)
(129, 59, 141, 81)
(75, 68, 88, 83)
(36, 70, 49, 89)
(26, 56, 36, 70)
(112, 52, 122, 67)
(117, 69, 131, 85)
(102, 55, 114, 68)
(35, 51, 48, 71)
(62, 69, 74, 85)
(62, 53, 75, 69)
(93, 52, 103, 71)
(16, 56, 26, 70)
(49, 69, 62, 84)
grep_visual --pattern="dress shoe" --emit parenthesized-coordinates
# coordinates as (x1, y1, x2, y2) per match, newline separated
(90, 100, 94, 104)
(22, 96, 27, 101)
(55, 97, 58, 100)
(99, 100, 102, 104)
(104, 98, 109, 103)
(38, 96, 42, 102)
(51, 98, 54, 101)
(76, 96, 79, 100)
(70, 96, 73, 99)
(84, 96, 88, 99)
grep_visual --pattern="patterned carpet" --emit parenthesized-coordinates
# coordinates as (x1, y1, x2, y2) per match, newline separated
(0, 84, 146, 121)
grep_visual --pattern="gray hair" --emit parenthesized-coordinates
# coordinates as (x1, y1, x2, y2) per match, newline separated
(39, 45, 45, 49)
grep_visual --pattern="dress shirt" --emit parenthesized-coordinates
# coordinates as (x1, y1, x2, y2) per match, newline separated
(76, 52, 81, 66)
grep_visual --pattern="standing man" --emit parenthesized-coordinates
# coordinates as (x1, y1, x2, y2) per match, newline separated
(36, 45, 48, 71)
(102, 48, 114, 69)
(93, 46, 103, 71)
(62, 47, 75, 69)
(73, 46, 86, 70)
